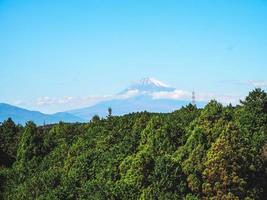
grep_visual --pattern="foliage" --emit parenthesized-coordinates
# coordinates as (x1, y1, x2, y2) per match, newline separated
(0, 89, 266, 199)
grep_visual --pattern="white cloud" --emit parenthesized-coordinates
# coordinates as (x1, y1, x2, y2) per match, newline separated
(229, 80, 267, 88)
(115, 89, 141, 99)
(35, 95, 110, 109)
(34, 90, 142, 112)
(13, 100, 26, 106)
(151, 90, 191, 100)
(196, 93, 243, 105)
(247, 80, 267, 87)
(150, 90, 242, 105)
(36, 97, 56, 106)
(33, 89, 244, 114)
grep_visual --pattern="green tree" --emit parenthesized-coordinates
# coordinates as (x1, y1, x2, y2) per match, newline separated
(202, 123, 263, 199)
(91, 114, 100, 123)
(108, 107, 112, 117)
(0, 118, 22, 166)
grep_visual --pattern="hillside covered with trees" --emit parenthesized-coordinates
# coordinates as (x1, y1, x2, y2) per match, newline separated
(0, 89, 266, 200)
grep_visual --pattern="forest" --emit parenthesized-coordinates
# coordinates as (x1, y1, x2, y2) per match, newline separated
(0, 89, 266, 200)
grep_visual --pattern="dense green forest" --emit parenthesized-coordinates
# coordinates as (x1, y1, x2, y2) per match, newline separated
(0, 89, 266, 200)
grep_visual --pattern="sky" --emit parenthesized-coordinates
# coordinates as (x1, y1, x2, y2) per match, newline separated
(0, 0, 267, 113)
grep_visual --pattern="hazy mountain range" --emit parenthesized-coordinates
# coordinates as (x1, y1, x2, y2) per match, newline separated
(0, 78, 205, 125)
(67, 78, 204, 119)
(0, 103, 85, 125)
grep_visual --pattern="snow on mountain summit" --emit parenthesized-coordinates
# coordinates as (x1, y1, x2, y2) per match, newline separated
(136, 77, 170, 88)
(119, 78, 175, 95)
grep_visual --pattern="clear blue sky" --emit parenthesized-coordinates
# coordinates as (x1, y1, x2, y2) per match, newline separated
(0, 0, 267, 113)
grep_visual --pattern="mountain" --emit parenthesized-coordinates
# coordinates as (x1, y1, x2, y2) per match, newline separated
(68, 95, 193, 120)
(0, 78, 205, 124)
(67, 78, 205, 119)
(119, 77, 175, 94)
(0, 103, 84, 125)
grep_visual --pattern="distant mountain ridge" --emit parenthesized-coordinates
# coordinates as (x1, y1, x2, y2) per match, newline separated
(0, 78, 205, 124)
(67, 78, 205, 119)
(68, 95, 197, 120)
(0, 103, 84, 125)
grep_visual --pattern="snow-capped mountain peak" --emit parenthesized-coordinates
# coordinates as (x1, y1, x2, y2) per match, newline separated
(119, 77, 175, 95)
(136, 77, 170, 88)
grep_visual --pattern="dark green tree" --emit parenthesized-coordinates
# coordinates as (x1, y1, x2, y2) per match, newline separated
(108, 107, 112, 117)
